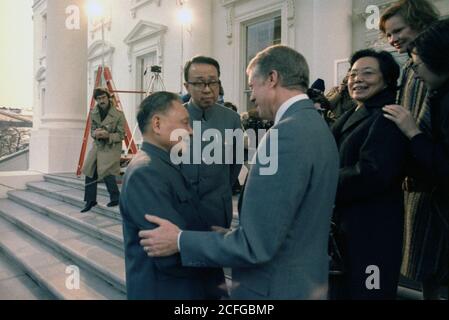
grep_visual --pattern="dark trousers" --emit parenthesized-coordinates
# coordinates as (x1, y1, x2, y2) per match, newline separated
(84, 167, 120, 203)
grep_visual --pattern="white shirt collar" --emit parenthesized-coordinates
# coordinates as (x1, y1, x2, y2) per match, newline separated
(274, 94, 309, 125)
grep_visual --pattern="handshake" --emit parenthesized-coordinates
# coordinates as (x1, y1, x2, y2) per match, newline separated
(94, 128, 110, 140)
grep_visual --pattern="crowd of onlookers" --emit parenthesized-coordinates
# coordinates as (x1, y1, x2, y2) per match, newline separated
(219, 0, 448, 300)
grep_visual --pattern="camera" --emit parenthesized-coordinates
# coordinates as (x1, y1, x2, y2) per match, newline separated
(150, 65, 162, 73)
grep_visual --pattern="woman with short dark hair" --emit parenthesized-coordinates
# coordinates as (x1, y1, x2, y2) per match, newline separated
(330, 49, 408, 300)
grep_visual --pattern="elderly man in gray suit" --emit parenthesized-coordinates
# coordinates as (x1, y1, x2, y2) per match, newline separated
(119, 91, 227, 300)
(139, 45, 339, 299)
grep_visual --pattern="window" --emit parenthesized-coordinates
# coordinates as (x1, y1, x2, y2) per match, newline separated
(244, 14, 281, 111)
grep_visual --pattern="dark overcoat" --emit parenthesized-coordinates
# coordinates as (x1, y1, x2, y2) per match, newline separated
(119, 142, 226, 300)
(331, 89, 408, 299)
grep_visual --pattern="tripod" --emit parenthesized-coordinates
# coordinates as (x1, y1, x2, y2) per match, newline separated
(145, 66, 166, 95)
(126, 66, 167, 156)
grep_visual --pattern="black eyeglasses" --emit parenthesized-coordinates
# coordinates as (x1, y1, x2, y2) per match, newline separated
(187, 80, 220, 91)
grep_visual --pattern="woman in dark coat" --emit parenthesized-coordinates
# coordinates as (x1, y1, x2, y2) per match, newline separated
(330, 49, 408, 300)
(383, 19, 449, 298)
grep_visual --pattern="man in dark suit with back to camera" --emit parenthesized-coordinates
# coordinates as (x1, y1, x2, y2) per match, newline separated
(119, 91, 226, 300)
(140, 45, 340, 300)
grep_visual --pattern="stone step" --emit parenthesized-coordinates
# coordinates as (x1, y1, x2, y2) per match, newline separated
(26, 181, 121, 221)
(0, 213, 125, 300)
(43, 174, 116, 198)
(7, 190, 123, 250)
(0, 199, 126, 294)
(0, 250, 53, 300)
(28, 179, 241, 224)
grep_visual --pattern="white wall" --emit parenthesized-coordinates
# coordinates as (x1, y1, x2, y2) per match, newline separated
(212, 0, 299, 110)
(309, 0, 353, 89)
(211, 0, 353, 109)
(0, 149, 29, 172)
(211, 0, 240, 109)
(0, 171, 43, 198)
(88, 0, 212, 139)
(293, 0, 354, 89)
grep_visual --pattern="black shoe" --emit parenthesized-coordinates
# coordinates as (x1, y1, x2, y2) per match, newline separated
(107, 200, 119, 207)
(81, 201, 97, 213)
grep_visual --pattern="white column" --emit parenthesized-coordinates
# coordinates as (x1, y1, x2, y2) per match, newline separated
(30, 0, 88, 173)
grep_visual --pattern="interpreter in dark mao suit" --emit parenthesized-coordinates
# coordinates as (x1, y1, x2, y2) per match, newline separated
(183, 100, 242, 227)
(181, 56, 242, 230)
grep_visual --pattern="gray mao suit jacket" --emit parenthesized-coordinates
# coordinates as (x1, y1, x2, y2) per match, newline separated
(120, 142, 226, 300)
(179, 99, 340, 299)
(182, 102, 243, 228)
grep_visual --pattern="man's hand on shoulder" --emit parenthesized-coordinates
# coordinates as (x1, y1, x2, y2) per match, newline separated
(139, 215, 181, 257)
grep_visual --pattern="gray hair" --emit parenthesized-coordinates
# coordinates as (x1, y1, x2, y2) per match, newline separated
(247, 45, 309, 91)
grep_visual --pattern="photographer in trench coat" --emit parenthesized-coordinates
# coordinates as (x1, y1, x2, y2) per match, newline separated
(81, 87, 125, 213)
